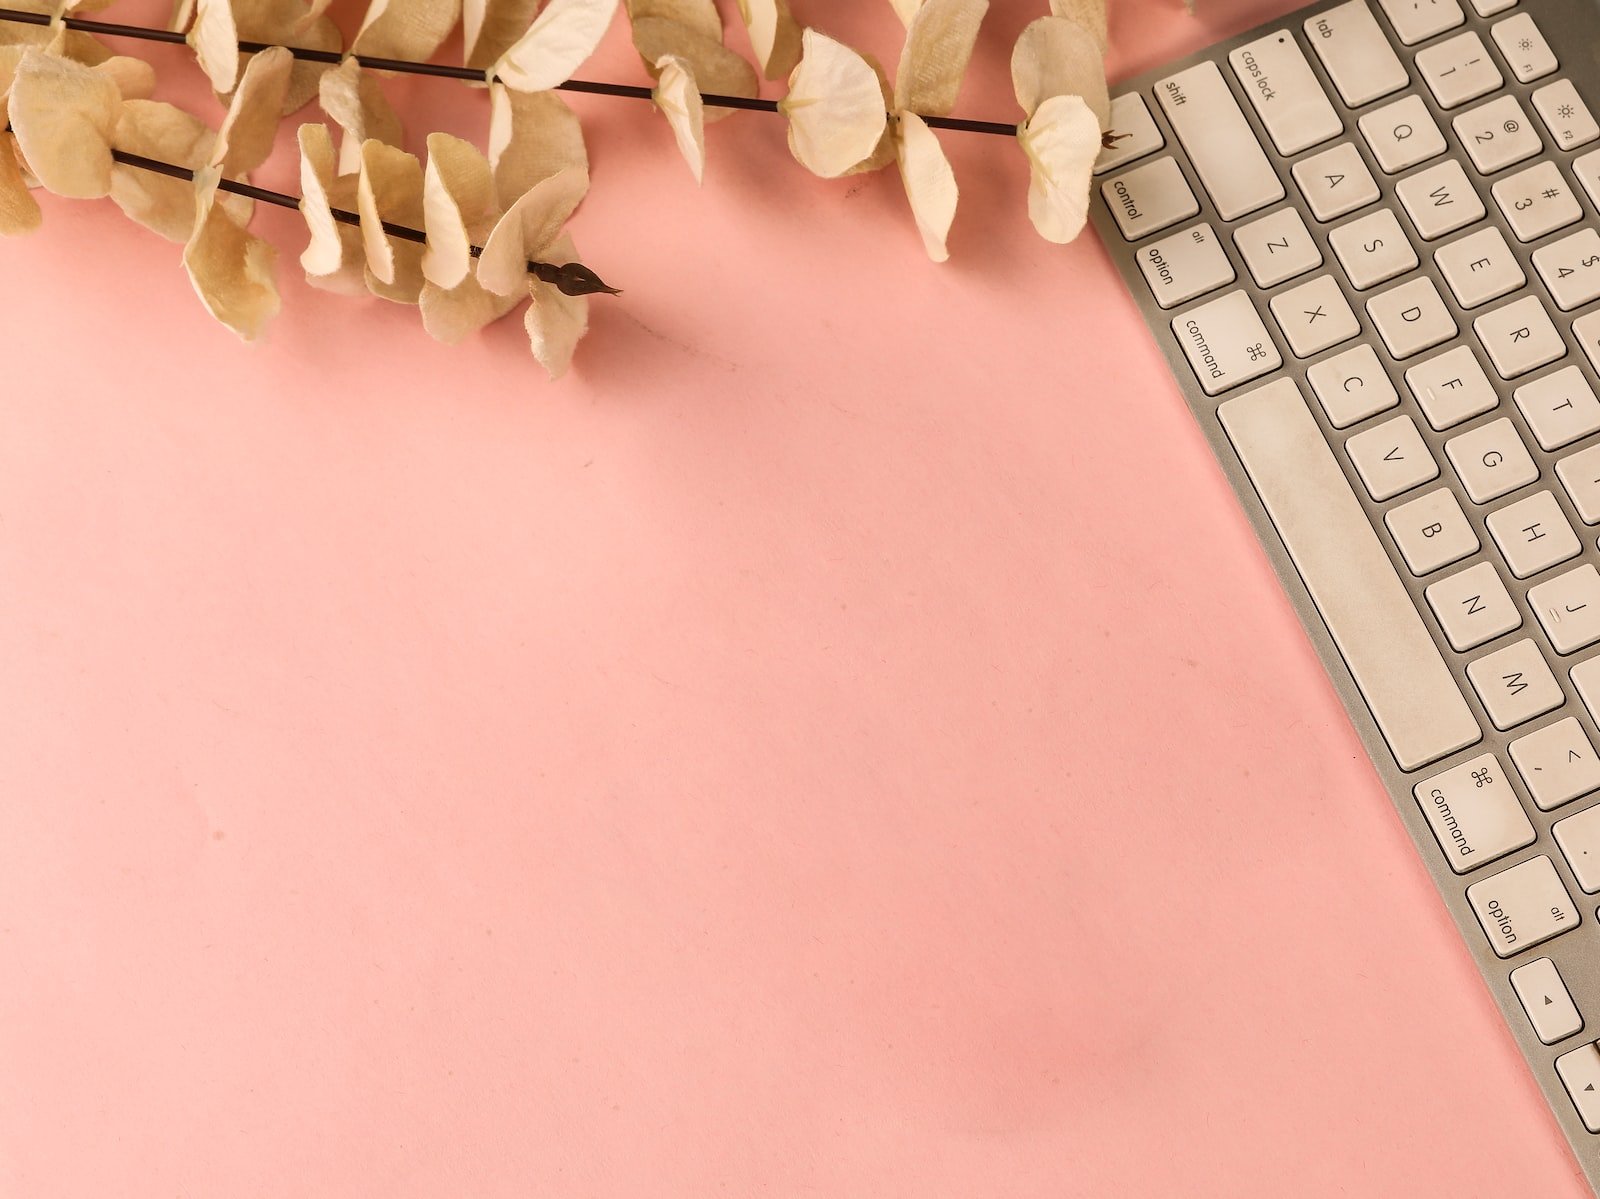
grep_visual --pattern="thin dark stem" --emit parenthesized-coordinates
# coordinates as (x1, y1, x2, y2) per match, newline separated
(0, 7, 1022, 137)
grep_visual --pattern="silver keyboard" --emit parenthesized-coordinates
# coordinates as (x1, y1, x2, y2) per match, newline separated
(1089, 0, 1600, 1187)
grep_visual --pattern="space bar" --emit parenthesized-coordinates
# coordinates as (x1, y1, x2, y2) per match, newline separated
(1218, 379, 1481, 772)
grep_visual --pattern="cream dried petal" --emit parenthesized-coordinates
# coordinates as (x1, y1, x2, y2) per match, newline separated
(422, 131, 494, 288)
(888, 0, 923, 26)
(183, 166, 281, 340)
(188, 0, 240, 93)
(493, 0, 619, 93)
(463, 0, 540, 67)
(1010, 14, 1107, 128)
(212, 44, 291, 175)
(297, 121, 345, 275)
(320, 56, 404, 174)
(630, 16, 756, 110)
(93, 55, 156, 99)
(308, 172, 369, 293)
(626, 0, 720, 43)
(1050, 0, 1107, 51)
(111, 99, 220, 241)
(653, 54, 704, 184)
(895, 111, 956, 261)
(476, 165, 587, 295)
(352, 0, 463, 62)
(733, 0, 799, 80)
(895, 0, 987, 118)
(357, 138, 425, 297)
(0, 136, 41, 236)
(8, 49, 119, 199)
(526, 278, 587, 378)
(234, 0, 342, 115)
(1018, 92, 1099, 244)
(419, 272, 521, 343)
(487, 84, 588, 209)
(780, 29, 888, 179)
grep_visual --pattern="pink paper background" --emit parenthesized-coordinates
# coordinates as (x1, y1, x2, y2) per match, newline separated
(1, 0, 1590, 1194)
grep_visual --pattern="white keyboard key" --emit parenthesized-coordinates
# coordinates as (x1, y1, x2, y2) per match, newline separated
(1414, 752, 1535, 872)
(1368, 276, 1458, 359)
(1416, 31, 1504, 109)
(1492, 160, 1581, 243)
(1387, 487, 1480, 574)
(1155, 62, 1285, 221)
(1218, 379, 1481, 771)
(1095, 92, 1165, 175)
(1532, 79, 1600, 152)
(1103, 157, 1200, 241)
(1308, 344, 1400, 427)
(1468, 854, 1579, 957)
(1305, 2, 1410, 108)
(1360, 94, 1449, 174)
(1574, 311, 1600, 379)
(1512, 717, 1600, 809)
(1228, 32, 1343, 156)
(1511, 958, 1585, 1043)
(1447, 417, 1539, 502)
(1456, 95, 1542, 174)
(1533, 230, 1600, 313)
(1137, 223, 1235, 309)
(1515, 367, 1600, 450)
(1435, 227, 1526, 308)
(1492, 12, 1557, 84)
(1558, 443, 1600, 524)
(1575, 150, 1600, 208)
(1377, 0, 1463, 44)
(1486, 490, 1580, 577)
(1397, 159, 1487, 239)
(1530, 566, 1600, 655)
(1348, 414, 1439, 500)
(1330, 209, 1419, 289)
(1556, 1044, 1600, 1131)
(1426, 559, 1522, 649)
(1405, 344, 1499, 430)
(1234, 207, 1323, 288)
(1469, 0, 1515, 14)
(1475, 295, 1566, 380)
(1270, 274, 1360, 357)
(1293, 142, 1381, 221)
(1556, 804, 1600, 892)
(1171, 291, 1281, 396)
(1468, 638, 1563, 730)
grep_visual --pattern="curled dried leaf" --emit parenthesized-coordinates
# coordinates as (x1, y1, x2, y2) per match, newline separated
(888, 0, 923, 26)
(320, 56, 404, 175)
(463, 0, 540, 68)
(0, 135, 41, 236)
(188, 0, 240, 93)
(493, 0, 620, 93)
(1010, 14, 1107, 128)
(487, 84, 588, 209)
(94, 55, 157, 100)
(626, 0, 720, 43)
(1050, 0, 1107, 51)
(352, 0, 463, 62)
(653, 54, 704, 184)
(183, 165, 281, 340)
(111, 99, 242, 241)
(422, 131, 495, 289)
(420, 272, 521, 343)
(734, 0, 800, 80)
(895, 111, 956, 261)
(357, 138, 426, 301)
(296, 121, 344, 275)
(234, 0, 342, 115)
(8, 49, 120, 199)
(895, 0, 987, 118)
(525, 232, 587, 378)
(781, 29, 888, 179)
(212, 43, 291, 176)
(1018, 92, 1099, 244)
(477, 165, 588, 296)
(630, 16, 757, 112)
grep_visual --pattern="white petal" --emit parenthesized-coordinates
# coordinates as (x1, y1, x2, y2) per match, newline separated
(653, 54, 704, 184)
(895, 111, 956, 261)
(1018, 92, 1099, 244)
(187, 0, 239, 93)
(1010, 14, 1106, 127)
(493, 0, 620, 93)
(422, 131, 494, 288)
(732, 0, 799, 79)
(476, 166, 588, 295)
(779, 29, 887, 179)
(895, 0, 988, 118)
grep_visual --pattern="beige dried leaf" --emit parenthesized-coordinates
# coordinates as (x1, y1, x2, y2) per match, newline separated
(1050, 0, 1107, 50)
(357, 138, 426, 301)
(419, 272, 521, 343)
(630, 16, 757, 110)
(320, 56, 404, 175)
(653, 54, 704, 184)
(309, 172, 369, 294)
(8, 49, 120, 199)
(626, 0, 720, 43)
(94, 55, 157, 100)
(524, 232, 587, 378)
(296, 121, 344, 275)
(0, 136, 41, 236)
(487, 84, 588, 210)
(895, 111, 955, 261)
(781, 29, 888, 179)
(183, 165, 281, 340)
(234, 0, 342, 114)
(110, 99, 239, 241)
(188, 0, 240, 93)
(493, 0, 619, 93)
(895, 0, 987, 118)
(212, 44, 291, 176)
(0, 18, 111, 65)
(888, 0, 923, 26)
(733, 0, 800, 80)
(352, 0, 463, 62)
(477, 165, 588, 296)
(422, 131, 495, 289)
(1019, 92, 1099, 243)
(1010, 14, 1107, 128)
(463, 0, 540, 68)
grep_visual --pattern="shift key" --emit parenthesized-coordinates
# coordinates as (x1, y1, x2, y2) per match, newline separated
(1156, 61, 1285, 221)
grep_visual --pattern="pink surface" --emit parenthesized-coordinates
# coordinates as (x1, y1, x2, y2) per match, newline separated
(0, 1, 1590, 1194)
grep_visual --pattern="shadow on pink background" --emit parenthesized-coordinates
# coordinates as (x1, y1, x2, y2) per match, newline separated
(0, 0, 1589, 1194)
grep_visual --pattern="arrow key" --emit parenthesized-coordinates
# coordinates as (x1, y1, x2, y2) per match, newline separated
(1557, 1043, 1600, 1132)
(1512, 957, 1584, 1044)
